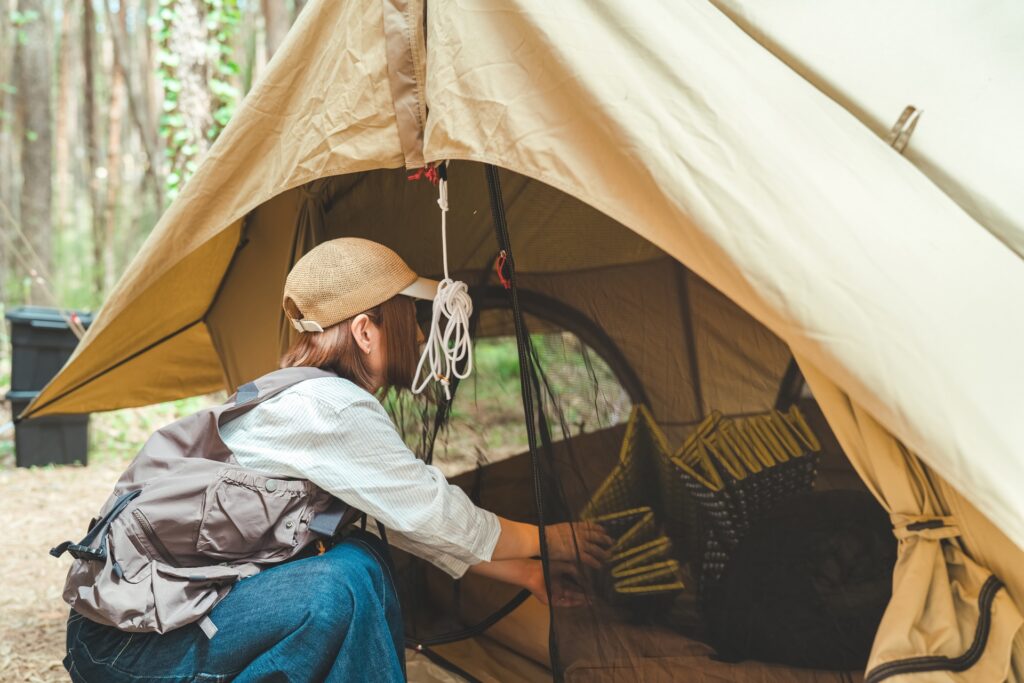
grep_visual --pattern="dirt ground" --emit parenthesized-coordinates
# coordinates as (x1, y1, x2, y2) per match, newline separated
(0, 458, 125, 682)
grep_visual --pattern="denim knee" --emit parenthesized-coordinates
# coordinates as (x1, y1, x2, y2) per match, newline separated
(300, 543, 386, 631)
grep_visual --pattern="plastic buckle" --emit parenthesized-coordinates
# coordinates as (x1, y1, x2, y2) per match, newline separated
(66, 543, 107, 562)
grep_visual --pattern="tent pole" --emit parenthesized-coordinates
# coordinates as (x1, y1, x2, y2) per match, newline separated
(485, 163, 563, 682)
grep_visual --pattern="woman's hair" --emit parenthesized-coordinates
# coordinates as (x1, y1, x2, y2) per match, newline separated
(280, 295, 419, 393)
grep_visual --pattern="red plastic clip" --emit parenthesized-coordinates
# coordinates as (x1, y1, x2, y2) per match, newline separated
(407, 165, 441, 185)
(495, 250, 511, 290)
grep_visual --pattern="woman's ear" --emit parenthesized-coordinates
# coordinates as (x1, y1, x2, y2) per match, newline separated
(350, 313, 373, 354)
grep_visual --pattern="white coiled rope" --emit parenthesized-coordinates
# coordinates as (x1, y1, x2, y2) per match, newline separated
(411, 168, 474, 399)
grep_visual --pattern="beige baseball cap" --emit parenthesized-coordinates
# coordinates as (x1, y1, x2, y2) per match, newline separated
(283, 238, 437, 333)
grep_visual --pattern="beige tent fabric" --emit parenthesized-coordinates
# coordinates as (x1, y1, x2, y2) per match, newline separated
(708, 0, 1024, 260)
(423, 0, 1024, 551)
(930, 466, 1024, 681)
(800, 359, 1023, 681)
(382, 0, 427, 167)
(17, 0, 1024, 675)
(26, 226, 241, 414)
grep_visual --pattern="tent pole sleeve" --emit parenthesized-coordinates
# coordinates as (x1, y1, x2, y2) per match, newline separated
(381, 0, 426, 168)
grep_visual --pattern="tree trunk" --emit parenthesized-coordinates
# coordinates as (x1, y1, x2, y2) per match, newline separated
(165, 0, 214, 196)
(104, 0, 163, 220)
(101, 0, 126, 295)
(14, 0, 54, 303)
(261, 0, 289, 59)
(82, 0, 104, 298)
(54, 0, 75, 236)
(0, 0, 17, 302)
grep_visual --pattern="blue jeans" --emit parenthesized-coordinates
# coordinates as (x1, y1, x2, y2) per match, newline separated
(63, 531, 405, 682)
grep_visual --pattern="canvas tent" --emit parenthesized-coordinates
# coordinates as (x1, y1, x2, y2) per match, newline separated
(22, 0, 1024, 680)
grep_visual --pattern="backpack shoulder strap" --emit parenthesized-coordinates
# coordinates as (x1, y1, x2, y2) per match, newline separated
(227, 366, 336, 408)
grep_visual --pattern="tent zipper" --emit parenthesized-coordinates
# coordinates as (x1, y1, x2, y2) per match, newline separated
(864, 575, 1003, 682)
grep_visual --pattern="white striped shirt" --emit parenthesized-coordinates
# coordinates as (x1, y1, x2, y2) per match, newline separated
(218, 376, 501, 578)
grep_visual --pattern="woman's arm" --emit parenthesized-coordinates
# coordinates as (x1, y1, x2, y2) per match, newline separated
(491, 518, 541, 560)
(492, 518, 613, 567)
(467, 558, 588, 607)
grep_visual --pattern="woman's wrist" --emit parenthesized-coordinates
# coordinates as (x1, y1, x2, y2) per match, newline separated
(466, 557, 537, 590)
(490, 517, 540, 561)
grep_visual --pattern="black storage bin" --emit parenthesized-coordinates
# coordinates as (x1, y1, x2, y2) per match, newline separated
(5, 306, 93, 467)
(6, 391, 90, 466)
(6, 306, 93, 392)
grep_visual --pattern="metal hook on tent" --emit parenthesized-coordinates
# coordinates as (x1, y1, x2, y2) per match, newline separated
(887, 105, 922, 154)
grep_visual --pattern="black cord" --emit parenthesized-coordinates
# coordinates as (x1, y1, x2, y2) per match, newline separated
(409, 589, 532, 647)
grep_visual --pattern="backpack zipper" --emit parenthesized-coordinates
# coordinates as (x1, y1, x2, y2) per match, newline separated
(132, 509, 176, 565)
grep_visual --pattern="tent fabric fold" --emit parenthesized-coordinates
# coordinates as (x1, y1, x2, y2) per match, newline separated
(800, 359, 1023, 682)
(382, 0, 427, 167)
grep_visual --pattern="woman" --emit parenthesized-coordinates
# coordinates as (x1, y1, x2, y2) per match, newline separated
(63, 237, 611, 682)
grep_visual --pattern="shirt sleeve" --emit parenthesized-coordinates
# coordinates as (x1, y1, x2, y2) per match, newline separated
(224, 390, 501, 578)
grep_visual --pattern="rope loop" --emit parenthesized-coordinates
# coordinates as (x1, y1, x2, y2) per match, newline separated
(412, 278, 474, 399)
(412, 164, 474, 399)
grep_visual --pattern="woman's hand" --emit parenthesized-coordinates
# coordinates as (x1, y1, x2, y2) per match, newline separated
(467, 558, 588, 607)
(523, 560, 588, 607)
(545, 521, 613, 568)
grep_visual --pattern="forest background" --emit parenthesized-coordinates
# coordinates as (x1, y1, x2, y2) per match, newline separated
(0, 0, 311, 469)
(1, 0, 304, 312)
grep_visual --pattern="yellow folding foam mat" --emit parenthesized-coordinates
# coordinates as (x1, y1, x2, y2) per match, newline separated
(671, 438, 725, 492)
(581, 404, 671, 520)
(611, 537, 674, 573)
(782, 405, 822, 453)
(588, 507, 658, 554)
(613, 560, 686, 595)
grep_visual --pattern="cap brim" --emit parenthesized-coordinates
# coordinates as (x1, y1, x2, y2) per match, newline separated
(399, 277, 438, 301)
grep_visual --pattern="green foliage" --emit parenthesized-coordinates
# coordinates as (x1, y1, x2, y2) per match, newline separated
(8, 8, 40, 24)
(154, 0, 241, 202)
(8, 7, 39, 45)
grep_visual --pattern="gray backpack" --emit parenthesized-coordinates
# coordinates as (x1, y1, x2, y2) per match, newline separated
(52, 367, 358, 635)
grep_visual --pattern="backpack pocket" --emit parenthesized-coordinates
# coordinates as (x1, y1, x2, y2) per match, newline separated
(197, 469, 315, 562)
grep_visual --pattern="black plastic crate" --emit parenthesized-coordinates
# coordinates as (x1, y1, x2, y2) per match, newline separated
(6, 391, 89, 467)
(6, 306, 93, 393)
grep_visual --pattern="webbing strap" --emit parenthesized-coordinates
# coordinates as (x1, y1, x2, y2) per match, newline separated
(484, 164, 562, 680)
(50, 489, 141, 561)
(234, 381, 259, 405)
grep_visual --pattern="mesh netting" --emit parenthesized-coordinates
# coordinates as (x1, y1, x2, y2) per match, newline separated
(372, 164, 891, 682)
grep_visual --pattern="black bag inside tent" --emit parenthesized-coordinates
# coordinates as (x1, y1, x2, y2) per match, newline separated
(705, 490, 896, 670)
